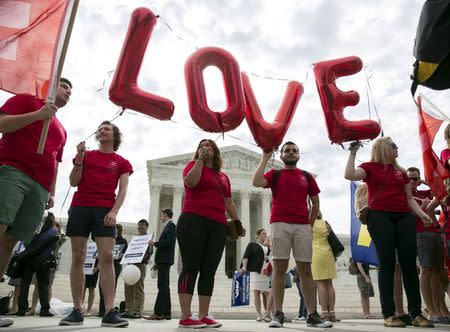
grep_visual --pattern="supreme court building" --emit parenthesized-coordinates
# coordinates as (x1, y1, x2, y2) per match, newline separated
(146, 145, 284, 277)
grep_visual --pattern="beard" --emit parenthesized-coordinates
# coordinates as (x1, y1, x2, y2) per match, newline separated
(283, 159, 298, 166)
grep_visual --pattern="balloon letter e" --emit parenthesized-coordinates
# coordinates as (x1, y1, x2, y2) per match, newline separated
(313, 56, 381, 144)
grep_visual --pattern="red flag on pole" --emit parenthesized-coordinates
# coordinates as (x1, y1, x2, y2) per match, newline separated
(417, 95, 448, 200)
(0, 0, 69, 98)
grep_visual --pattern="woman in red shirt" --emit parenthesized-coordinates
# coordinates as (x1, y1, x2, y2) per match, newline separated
(345, 137, 432, 328)
(177, 139, 243, 328)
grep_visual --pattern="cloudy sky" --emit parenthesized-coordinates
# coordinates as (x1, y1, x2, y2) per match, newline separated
(2, 0, 450, 235)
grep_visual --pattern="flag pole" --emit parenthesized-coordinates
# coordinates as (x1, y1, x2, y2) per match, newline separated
(37, 0, 79, 154)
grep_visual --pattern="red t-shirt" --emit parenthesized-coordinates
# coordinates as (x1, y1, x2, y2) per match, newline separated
(181, 160, 231, 224)
(413, 189, 438, 233)
(263, 168, 320, 224)
(359, 162, 409, 212)
(70, 150, 133, 208)
(440, 148, 450, 170)
(0, 95, 66, 192)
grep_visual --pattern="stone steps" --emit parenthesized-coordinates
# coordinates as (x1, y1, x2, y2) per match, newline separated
(1, 270, 386, 318)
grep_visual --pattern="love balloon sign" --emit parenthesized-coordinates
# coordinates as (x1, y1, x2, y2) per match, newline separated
(109, 7, 381, 150)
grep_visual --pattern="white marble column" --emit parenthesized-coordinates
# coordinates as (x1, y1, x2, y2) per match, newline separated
(148, 184, 162, 237)
(172, 187, 184, 273)
(261, 192, 271, 231)
(237, 191, 250, 269)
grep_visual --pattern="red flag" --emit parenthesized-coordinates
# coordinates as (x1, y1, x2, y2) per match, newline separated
(417, 96, 448, 200)
(0, 0, 69, 99)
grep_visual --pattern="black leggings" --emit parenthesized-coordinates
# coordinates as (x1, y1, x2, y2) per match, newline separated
(366, 210, 421, 319)
(177, 212, 227, 296)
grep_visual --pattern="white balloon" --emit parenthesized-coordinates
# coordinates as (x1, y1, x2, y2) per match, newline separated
(121, 265, 141, 285)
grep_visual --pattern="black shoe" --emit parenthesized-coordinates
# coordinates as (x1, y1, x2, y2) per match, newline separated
(397, 314, 413, 326)
(59, 308, 84, 326)
(39, 310, 55, 317)
(130, 312, 141, 319)
(98, 312, 105, 318)
(161, 313, 172, 320)
(306, 311, 333, 328)
(16, 310, 26, 317)
(268, 311, 284, 328)
(102, 308, 129, 327)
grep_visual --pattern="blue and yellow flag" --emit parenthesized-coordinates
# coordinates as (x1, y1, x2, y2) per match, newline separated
(350, 182, 379, 266)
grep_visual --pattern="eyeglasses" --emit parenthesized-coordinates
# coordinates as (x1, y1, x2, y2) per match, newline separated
(390, 142, 398, 149)
(409, 177, 419, 182)
(282, 149, 299, 154)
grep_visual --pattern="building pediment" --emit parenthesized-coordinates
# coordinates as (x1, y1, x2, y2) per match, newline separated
(147, 145, 283, 172)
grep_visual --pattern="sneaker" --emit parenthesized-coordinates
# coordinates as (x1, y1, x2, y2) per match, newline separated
(268, 311, 284, 328)
(306, 311, 333, 328)
(293, 316, 306, 321)
(200, 314, 222, 328)
(384, 315, 406, 328)
(412, 315, 434, 328)
(397, 314, 413, 326)
(59, 308, 84, 326)
(0, 318, 13, 327)
(178, 315, 207, 328)
(101, 308, 129, 327)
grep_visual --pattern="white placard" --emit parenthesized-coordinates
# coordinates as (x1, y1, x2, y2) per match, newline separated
(84, 241, 97, 275)
(120, 234, 151, 264)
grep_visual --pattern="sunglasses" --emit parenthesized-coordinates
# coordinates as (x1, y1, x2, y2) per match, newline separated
(390, 142, 398, 149)
(282, 148, 299, 154)
(409, 177, 419, 182)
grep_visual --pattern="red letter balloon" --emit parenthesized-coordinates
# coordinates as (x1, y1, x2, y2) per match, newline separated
(185, 47, 245, 132)
(313, 56, 381, 144)
(109, 7, 174, 120)
(242, 73, 303, 152)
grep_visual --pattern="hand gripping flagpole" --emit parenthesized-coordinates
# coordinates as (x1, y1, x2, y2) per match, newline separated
(37, 0, 80, 154)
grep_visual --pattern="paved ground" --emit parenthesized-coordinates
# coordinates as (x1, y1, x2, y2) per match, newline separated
(2, 317, 450, 332)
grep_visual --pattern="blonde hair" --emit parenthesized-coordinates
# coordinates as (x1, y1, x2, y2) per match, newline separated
(370, 137, 405, 172)
(354, 183, 368, 213)
(444, 124, 450, 148)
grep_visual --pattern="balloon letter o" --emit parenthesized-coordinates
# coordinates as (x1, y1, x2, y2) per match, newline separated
(185, 47, 245, 132)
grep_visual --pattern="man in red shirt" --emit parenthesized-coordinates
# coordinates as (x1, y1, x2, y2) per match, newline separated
(59, 121, 132, 328)
(0, 78, 71, 327)
(252, 141, 332, 328)
(409, 167, 450, 323)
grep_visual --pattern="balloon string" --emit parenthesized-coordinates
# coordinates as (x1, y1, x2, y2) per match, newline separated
(364, 66, 383, 132)
(156, 14, 309, 84)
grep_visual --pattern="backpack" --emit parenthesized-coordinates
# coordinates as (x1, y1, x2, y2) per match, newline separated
(411, 0, 450, 96)
(272, 169, 311, 194)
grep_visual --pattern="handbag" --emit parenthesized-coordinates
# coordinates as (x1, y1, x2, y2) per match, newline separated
(327, 228, 344, 259)
(357, 206, 370, 224)
(262, 261, 272, 276)
(5, 254, 23, 279)
(0, 291, 13, 315)
(227, 219, 243, 241)
(214, 176, 245, 240)
(325, 220, 344, 259)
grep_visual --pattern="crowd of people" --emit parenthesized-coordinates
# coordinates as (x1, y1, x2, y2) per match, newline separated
(1, 77, 450, 329)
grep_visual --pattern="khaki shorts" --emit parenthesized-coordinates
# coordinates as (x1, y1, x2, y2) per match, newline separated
(0, 165, 48, 242)
(270, 222, 312, 262)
